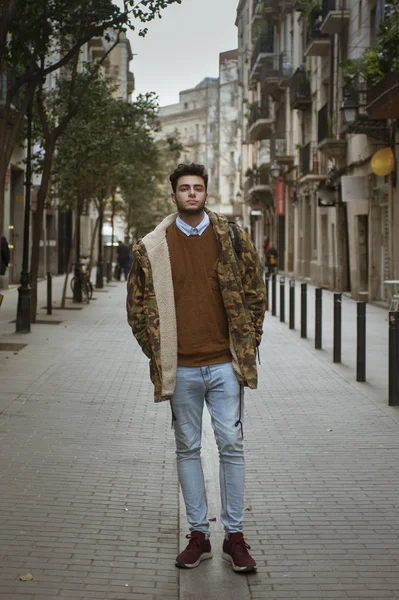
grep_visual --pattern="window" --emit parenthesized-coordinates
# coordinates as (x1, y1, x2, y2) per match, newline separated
(358, 0, 363, 29)
(370, 6, 377, 45)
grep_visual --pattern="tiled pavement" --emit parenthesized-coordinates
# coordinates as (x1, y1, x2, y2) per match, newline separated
(0, 276, 399, 600)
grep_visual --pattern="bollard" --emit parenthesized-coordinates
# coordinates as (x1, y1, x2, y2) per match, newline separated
(333, 293, 342, 363)
(47, 272, 52, 315)
(315, 288, 322, 349)
(356, 301, 366, 382)
(289, 280, 295, 330)
(389, 312, 399, 406)
(279, 276, 285, 323)
(271, 273, 277, 317)
(265, 274, 270, 312)
(300, 283, 307, 338)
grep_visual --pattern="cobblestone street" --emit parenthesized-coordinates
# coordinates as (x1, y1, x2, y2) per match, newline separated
(1, 278, 399, 599)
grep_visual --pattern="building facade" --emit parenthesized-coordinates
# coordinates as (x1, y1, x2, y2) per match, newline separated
(236, 0, 398, 302)
(158, 51, 242, 220)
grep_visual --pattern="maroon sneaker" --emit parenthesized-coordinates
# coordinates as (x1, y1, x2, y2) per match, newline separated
(175, 531, 212, 569)
(222, 532, 257, 572)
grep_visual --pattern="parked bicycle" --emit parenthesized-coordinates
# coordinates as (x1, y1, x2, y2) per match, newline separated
(70, 263, 93, 304)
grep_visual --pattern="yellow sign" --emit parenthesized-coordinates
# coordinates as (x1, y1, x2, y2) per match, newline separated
(371, 147, 395, 177)
(15, 195, 24, 203)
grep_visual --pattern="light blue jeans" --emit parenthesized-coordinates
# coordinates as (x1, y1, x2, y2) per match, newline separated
(170, 362, 244, 535)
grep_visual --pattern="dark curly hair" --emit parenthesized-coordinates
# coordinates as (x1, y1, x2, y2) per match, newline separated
(169, 163, 208, 193)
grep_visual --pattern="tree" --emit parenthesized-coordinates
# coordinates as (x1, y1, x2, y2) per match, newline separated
(53, 82, 161, 285)
(30, 62, 114, 317)
(0, 0, 182, 237)
(119, 133, 183, 239)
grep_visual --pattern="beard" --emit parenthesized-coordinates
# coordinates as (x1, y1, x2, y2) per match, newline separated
(174, 198, 207, 215)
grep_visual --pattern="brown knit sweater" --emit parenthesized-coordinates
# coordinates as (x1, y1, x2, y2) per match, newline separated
(166, 222, 231, 367)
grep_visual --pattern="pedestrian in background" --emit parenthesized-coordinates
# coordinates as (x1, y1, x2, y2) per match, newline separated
(127, 163, 266, 573)
(116, 240, 133, 281)
(0, 235, 10, 276)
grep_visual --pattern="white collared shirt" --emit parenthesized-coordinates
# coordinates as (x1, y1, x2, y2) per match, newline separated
(176, 213, 210, 236)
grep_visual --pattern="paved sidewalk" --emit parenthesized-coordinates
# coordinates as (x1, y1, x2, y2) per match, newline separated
(0, 277, 399, 599)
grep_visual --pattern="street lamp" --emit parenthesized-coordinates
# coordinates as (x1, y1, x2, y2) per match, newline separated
(16, 93, 33, 333)
(340, 91, 359, 125)
(270, 159, 281, 179)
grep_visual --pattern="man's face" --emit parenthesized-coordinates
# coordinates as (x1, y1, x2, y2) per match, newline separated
(171, 175, 208, 215)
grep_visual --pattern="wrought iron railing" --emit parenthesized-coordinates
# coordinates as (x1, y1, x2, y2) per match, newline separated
(260, 52, 292, 82)
(321, 0, 337, 21)
(251, 28, 274, 70)
(290, 68, 311, 107)
(305, 10, 330, 46)
(248, 102, 271, 128)
(271, 136, 289, 158)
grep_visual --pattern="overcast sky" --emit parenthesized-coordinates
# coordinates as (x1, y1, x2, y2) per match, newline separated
(126, 0, 238, 108)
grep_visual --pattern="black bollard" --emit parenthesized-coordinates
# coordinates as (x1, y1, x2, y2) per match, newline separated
(271, 273, 276, 317)
(300, 283, 307, 338)
(47, 272, 52, 315)
(289, 280, 295, 330)
(356, 301, 366, 382)
(389, 311, 399, 406)
(315, 288, 322, 349)
(265, 274, 270, 312)
(333, 293, 342, 363)
(279, 276, 285, 323)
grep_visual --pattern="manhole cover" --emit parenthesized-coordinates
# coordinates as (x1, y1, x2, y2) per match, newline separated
(0, 343, 27, 352)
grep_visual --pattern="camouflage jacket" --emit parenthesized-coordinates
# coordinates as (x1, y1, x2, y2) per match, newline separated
(126, 210, 266, 402)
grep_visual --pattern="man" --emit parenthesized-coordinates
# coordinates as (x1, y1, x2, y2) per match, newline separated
(265, 244, 278, 276)
(0, 235, 10, 276)
(127, 163, 266, 573)
(116, 240, 133, 281)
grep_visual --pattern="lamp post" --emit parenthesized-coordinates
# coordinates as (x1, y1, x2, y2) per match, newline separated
(96, 204, 104, 289)
(72, 198, 82, 302)
(16, 96, 33, 333)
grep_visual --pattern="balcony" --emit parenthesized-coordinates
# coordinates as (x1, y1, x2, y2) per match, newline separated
(317, 103, 347, 159)
(261, 52, 293, 98)
(88, 37, 108, 61)
(289, 68, 311, 110)
(244, 170, 273, 205)
(127, 71, 135, 95)
(299, 142, 327, 182)
(366, 71, 399, 119)
(252, 0, 279, 19)
(247, 102, 275, 142)
(249, 28, 274, 86)
(271, 135, 294, 167)
(320, 0, 350, 34)
(305, 11, 331, 57)
(268, 0, 296, 11)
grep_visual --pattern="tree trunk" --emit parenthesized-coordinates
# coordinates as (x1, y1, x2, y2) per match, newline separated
(30, 134, 56, 322)
(88, 216, 99, 280)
